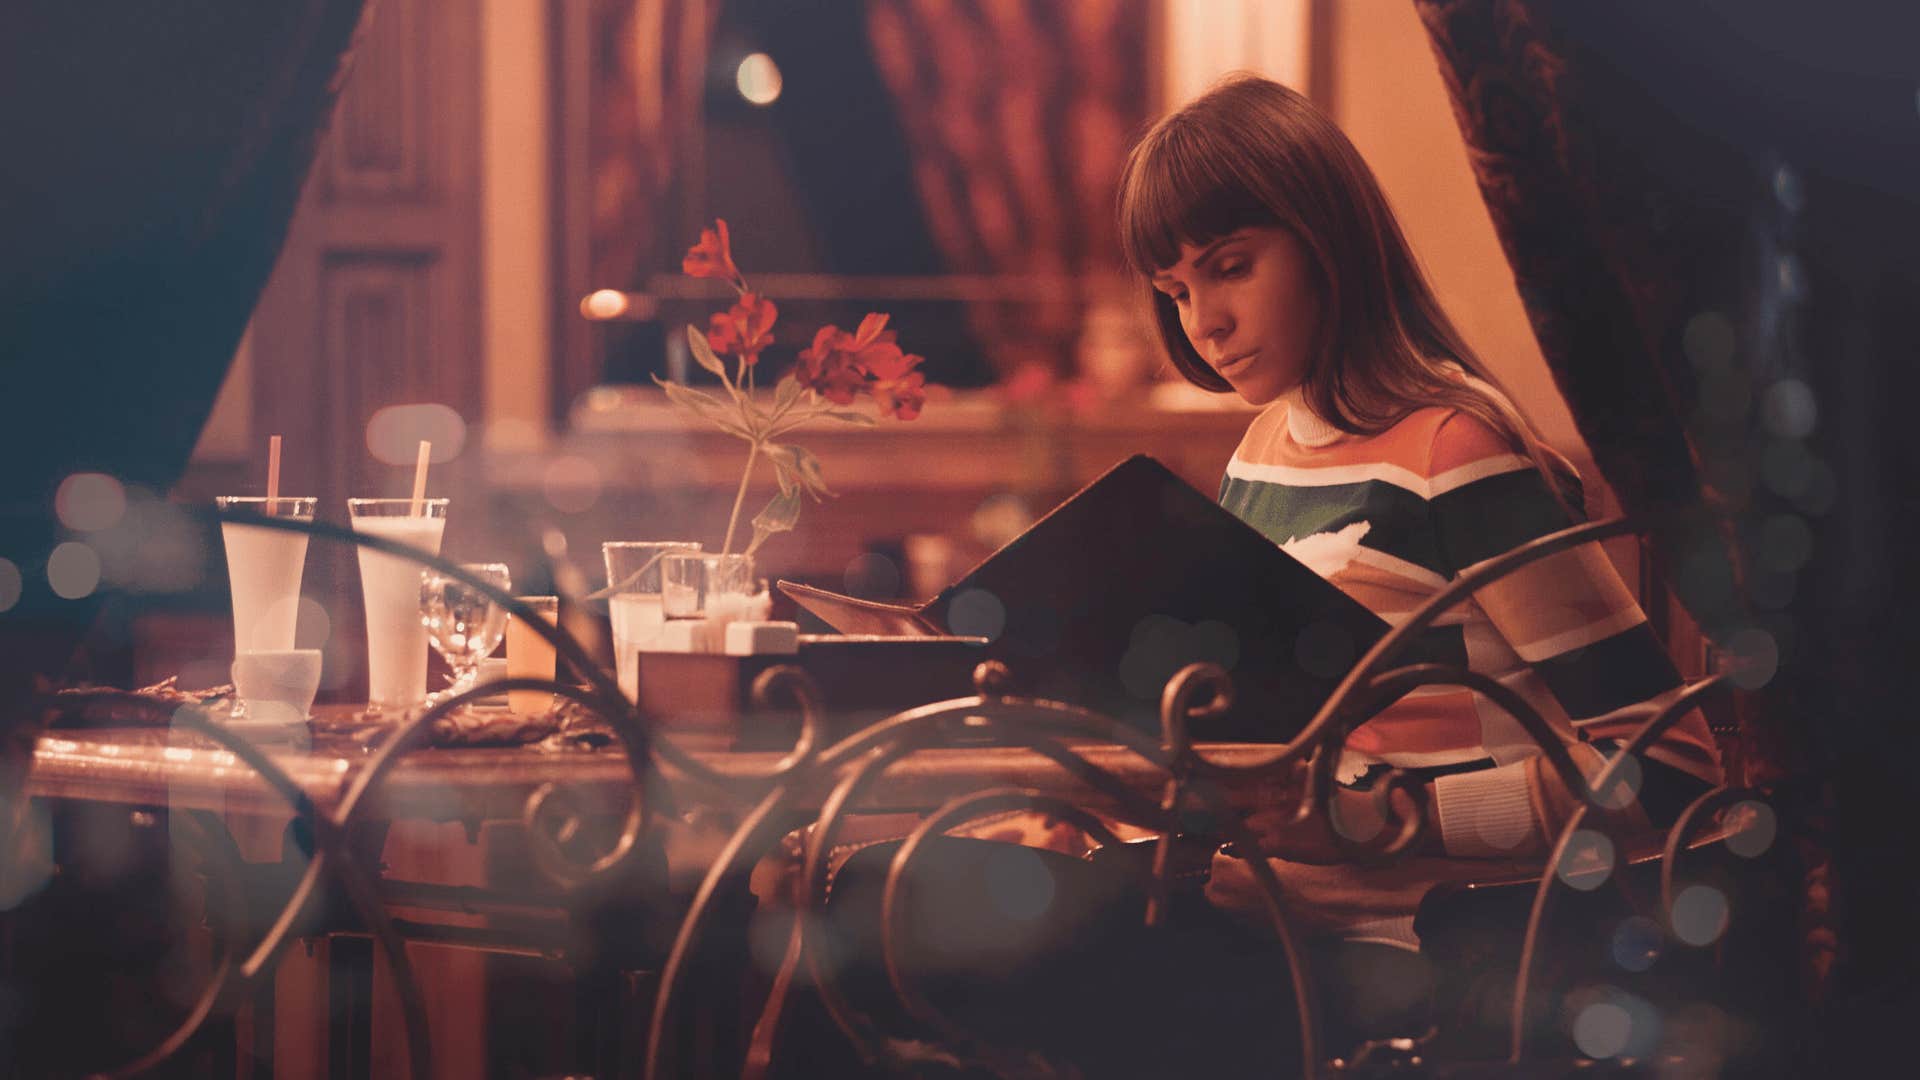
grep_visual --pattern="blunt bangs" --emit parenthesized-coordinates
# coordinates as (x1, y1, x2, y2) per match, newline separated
(1118, 119, 1279, 277)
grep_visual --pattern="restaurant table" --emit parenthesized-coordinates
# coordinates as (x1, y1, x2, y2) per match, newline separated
(17, 706, 1295, 1077)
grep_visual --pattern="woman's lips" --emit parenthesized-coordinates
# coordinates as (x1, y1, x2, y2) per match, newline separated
(1216, 350, 1258, 377)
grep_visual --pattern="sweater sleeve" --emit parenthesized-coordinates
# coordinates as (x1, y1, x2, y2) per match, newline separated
(1423, 412, 1722, 856)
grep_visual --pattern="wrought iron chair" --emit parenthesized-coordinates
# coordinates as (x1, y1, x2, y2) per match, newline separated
(5, 510, 1798, 1077)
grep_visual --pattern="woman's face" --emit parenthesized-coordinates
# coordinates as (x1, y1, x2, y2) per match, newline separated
(1152, 226, 1319, 406)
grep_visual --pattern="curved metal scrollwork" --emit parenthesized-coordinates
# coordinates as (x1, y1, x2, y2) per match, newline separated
(13, 511, 1765, 1077)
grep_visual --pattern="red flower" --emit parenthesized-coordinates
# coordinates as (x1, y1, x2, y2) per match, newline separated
(707, 291, 777, 365)
(682, 218, 742, 285)
(866, 347, 928, 420)
(794, 324, 869, 405)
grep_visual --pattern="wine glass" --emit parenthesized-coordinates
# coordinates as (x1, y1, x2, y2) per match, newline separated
(419, 563, 510, 702)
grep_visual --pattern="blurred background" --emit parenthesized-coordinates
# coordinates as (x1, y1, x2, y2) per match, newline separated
(117, 0, 1603, 701)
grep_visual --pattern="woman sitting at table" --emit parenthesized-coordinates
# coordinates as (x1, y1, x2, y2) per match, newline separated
(1116, 72, 1721, 944)
(810, 74, 1722, 1077)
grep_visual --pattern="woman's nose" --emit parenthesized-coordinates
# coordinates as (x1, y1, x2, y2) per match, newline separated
(1188, 293, 1232, 344)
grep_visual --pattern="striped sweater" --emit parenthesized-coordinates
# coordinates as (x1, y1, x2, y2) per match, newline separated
(1220, 391, 1722, 858)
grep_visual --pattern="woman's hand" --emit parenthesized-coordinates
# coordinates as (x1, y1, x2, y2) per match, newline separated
(1236, 784, 1439, 864)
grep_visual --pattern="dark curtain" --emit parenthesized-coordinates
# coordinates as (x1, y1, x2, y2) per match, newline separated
(865, 0, 1152, 378)
(1416, 0, 1920, 1067)
(0, 2, 369, 741)
(588, 0, 721, 289)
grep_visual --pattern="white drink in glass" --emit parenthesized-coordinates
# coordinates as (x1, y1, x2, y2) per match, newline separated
(602, 540, 700, 704)
(608, 593, 664, 702)
(216, 496, 315, 653)
(349, 499, 449, 713)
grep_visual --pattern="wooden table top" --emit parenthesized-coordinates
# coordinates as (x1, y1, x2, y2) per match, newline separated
(26, 711, 1296, 824)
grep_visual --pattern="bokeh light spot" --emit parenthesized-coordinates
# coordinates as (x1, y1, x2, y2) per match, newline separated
(1556, 829, 1615, 892)
(1682, 311, 1736, 371)
(296, 596, 333, 649)
(55, 472, 127, 532)
(1191, 619, 1242, 670)
(843, 553, 901, 600)
(1761, 378, 1817, 439)
(947, 588, 1006, 642)
(1756, 513, 1814, 573)
(541, 455, 602, 514)
(1723, 799, 1778, 860)
(1771, 163, 1804, 213)
(982, 845, 1055, 921)
(1791, 459, 1837, 516)
(581, 289, 630, 320)
(1121, 615, 1188, 699)
(367, 403, 467, 466)
(0, 558, 21, 613)
(1721, 627, 1780, 690)
(47, 541, 101, 599)
(736, 52, 783, 105)
(1672, 884, 1731, 946)
(1592, 751, 1644, 811)
(969, 493, 1033, 549)
(1572, 1000, 1633, 1059)
(1760, 439, 1813, 499)
(1611, 915, 1664, 973)
(1776, 253, 1806, 300)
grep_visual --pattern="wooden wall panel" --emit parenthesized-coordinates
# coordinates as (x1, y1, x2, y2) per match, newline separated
(327, 0, 426, 197)
(245, 0, 482, 708)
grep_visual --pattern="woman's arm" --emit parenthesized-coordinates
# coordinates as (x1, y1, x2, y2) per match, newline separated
(1421, 413, 1723, 858)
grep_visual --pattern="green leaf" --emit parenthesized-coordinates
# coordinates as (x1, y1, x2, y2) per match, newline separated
(790, 445, 833, 499)
(745, 489, 804, 557)
(686, 324, 728, 379)
(823, 409, 878, 426)
(655, 376, 753, 439)
(761, 442, 800, 496)
(774, 375, 802, 413)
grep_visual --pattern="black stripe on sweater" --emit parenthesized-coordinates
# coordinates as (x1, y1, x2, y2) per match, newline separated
(1537, 622, 1682, 721)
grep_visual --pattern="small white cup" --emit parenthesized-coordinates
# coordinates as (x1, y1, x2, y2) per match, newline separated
(231, 649, 323, 727)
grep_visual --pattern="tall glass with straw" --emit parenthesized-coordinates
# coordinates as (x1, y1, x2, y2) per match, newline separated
(350, 440, 447, 716)
(218, 435, 317, 719)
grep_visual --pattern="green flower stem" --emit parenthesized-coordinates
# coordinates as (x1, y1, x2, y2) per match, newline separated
(720, 439, 761, 556)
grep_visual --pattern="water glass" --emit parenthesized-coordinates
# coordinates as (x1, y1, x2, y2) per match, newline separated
(505, 595, 559, 715)
(602, 540, 701, 702)
(349, 498, 449, 714)
(661, 553, 761, 621)
(420, 562, 511, 701)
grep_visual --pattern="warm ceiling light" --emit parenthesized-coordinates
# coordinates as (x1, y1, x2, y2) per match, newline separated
(737, 53, 782, 106)
(581, 289, 630, 320)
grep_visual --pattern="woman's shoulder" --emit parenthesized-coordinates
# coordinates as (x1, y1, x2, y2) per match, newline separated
(1358, 404, 1511, 479)
(1422, 407, 1528, 476)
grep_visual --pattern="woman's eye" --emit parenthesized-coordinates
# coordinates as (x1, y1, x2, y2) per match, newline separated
(1217, 260, 1247, 279)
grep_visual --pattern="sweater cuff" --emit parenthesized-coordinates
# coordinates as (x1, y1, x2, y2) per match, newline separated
(1434, 762, 1538, 857)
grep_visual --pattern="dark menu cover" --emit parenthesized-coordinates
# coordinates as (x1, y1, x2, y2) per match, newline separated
(778, 455, 1389, 741)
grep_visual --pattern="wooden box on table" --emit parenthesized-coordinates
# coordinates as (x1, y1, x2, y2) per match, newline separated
(634, 634, 989, 748)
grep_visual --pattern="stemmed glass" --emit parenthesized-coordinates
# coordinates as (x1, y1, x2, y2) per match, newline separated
(419, 563, 511, 703)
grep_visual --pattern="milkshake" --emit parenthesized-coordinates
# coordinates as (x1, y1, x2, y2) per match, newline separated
(348, 498, 449, 713)
(217, 496, 316, 653)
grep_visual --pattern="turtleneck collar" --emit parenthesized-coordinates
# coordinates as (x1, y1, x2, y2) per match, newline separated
(1284, 389, 1342, 447)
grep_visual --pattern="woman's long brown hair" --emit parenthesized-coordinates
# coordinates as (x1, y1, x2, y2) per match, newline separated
(1116, 74, 1580, 512)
